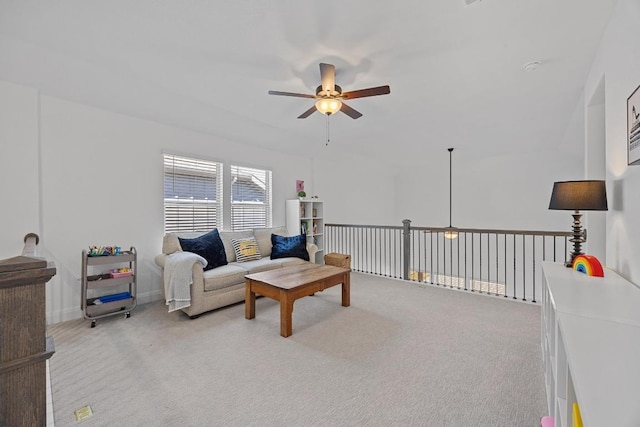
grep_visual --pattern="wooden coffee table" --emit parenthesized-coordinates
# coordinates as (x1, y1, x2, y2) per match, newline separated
(244, 263, 350, 337)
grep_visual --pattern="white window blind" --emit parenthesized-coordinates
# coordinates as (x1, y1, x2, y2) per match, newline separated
(231, 165, 272, 231)
(163, 154, 223, 233)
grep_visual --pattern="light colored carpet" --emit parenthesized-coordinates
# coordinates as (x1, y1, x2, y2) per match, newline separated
(48, 273, 547, 427)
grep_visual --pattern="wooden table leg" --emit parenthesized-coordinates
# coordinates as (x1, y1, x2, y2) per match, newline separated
(342, 272, 350, 307)
(245, 279, 255, 319)
(280, 292, 293, 337)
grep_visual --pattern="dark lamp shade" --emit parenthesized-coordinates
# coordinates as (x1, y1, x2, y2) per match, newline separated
(548, 180, 608, 211)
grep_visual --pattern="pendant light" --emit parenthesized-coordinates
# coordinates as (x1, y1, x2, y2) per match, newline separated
(444, 148, 459, 239)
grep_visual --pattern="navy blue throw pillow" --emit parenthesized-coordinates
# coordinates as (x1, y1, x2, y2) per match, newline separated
(270, 234, 309, 261)
(178, 229, 228, 271)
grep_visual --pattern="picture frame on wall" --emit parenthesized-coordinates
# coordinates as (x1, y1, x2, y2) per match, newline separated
(627, 84, 640, 165)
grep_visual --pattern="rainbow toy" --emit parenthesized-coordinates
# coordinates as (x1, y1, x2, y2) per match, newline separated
(572, 254, 604, 277)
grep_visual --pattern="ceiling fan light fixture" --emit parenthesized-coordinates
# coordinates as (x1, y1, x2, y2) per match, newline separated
(315, 98, 342, 115)
(269, 63, 389, 119)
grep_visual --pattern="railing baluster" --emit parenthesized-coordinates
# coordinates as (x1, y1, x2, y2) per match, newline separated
(377, 228, 381, 275)
(471, 233, 475, 292)
(480, 233, 484, 294)
(532, 236, 537, 303)
(495, 233, 499, 296)
(504, 234, 508, 298)
(383, 228, 387, 277)
(457, 232, 461, 288)
(430, 232, 434, 284)
(513, 234, 517, 300)
(449, 231, 453, 288)
(436, 232, 440, 285)
(464, 232, 468, 290)
(393, 228, 396, 278)
(522, 234, 526, 301)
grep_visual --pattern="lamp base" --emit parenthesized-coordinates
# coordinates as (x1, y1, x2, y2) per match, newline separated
(566, 210, 585, 268)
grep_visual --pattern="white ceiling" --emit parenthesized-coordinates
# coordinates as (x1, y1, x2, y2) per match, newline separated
(0, 0, 617, 167)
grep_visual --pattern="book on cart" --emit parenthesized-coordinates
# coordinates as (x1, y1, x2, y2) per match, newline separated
(91, 292, 132, 305)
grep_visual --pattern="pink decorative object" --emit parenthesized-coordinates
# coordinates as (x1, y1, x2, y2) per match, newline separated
(540, 416, 554, 427)
(109, 268, 133, 278)
(296, 180, 304, 192)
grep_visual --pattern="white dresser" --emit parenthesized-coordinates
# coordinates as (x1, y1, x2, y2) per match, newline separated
(541, 262, 640, 427)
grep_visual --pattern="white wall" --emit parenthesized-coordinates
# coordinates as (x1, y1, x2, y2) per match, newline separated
(0, 81, 40, 259)
(585, 0, 640, 283)
(312, 152, 396, 226)
(393, 146, 584, 232)
(584, 78, 607, 263)
(0, 86, 313, 323)
(310, 98, 588, 253)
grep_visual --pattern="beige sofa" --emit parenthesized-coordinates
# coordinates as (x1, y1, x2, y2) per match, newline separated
(155, 226, 317, 318)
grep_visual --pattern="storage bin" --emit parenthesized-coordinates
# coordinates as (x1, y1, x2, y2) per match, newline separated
(324, 252, 351, 269)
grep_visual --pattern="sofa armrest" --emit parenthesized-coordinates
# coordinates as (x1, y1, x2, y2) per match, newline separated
(156, 252, 206, 311)
(155, 252, 206, 290)
(306, 243, 318, 264)
(154, 254, 168, 269)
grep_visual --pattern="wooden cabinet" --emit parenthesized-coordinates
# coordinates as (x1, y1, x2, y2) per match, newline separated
(286, 199, 324, 264)
(541, 262, 640, 426)
(0, 255, 56, 426)
(81, 247, 137, 327)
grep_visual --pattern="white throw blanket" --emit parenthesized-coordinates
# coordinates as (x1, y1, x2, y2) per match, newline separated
(164, 252, 207, 313)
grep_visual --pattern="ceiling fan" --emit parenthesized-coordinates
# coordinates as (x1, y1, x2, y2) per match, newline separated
(268, 63, 391, 119)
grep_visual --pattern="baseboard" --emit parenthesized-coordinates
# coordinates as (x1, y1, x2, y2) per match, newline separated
(46, 289, 164, 325)
(137, 289, 163, 305)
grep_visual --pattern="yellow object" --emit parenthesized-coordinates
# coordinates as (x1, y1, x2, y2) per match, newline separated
(74, 405, 93, 421)
(239, 240, 258, 256)
(572, 402, 583, 427)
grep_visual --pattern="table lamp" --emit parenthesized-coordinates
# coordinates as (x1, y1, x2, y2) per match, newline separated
(548, 180, 608, 267)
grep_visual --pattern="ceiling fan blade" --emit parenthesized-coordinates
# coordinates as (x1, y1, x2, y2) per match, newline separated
(340, 102, 363, 119)
(297, 105, 317, 119)
(268, 90, 316, 99)
(341, 85, 391, 100)
(319, 63, 335, 92)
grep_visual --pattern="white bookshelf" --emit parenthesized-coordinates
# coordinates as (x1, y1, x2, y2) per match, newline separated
(285, 199, 324, 264)
(541, 262, 640, 426)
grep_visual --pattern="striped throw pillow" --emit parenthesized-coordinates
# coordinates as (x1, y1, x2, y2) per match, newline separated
(231, 237, 261, 262)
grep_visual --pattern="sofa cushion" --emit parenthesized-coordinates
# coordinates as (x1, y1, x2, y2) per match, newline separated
(253, 226, 288, 258)
(178, 229, 227, 271)
(278, 257, 309, 267)
(202, 264, 249, 291)
(219, 230, 253, 263)
(231, 237, 261, 262)
(271, 234, 309, 261)
(163, 233, 182, 255)
(233, 257, 284, 274)
(163, 231, 206, 255)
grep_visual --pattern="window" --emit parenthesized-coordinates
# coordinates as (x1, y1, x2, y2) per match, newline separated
(163, 154, 223, 233)
(230, 165, 272, 231)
